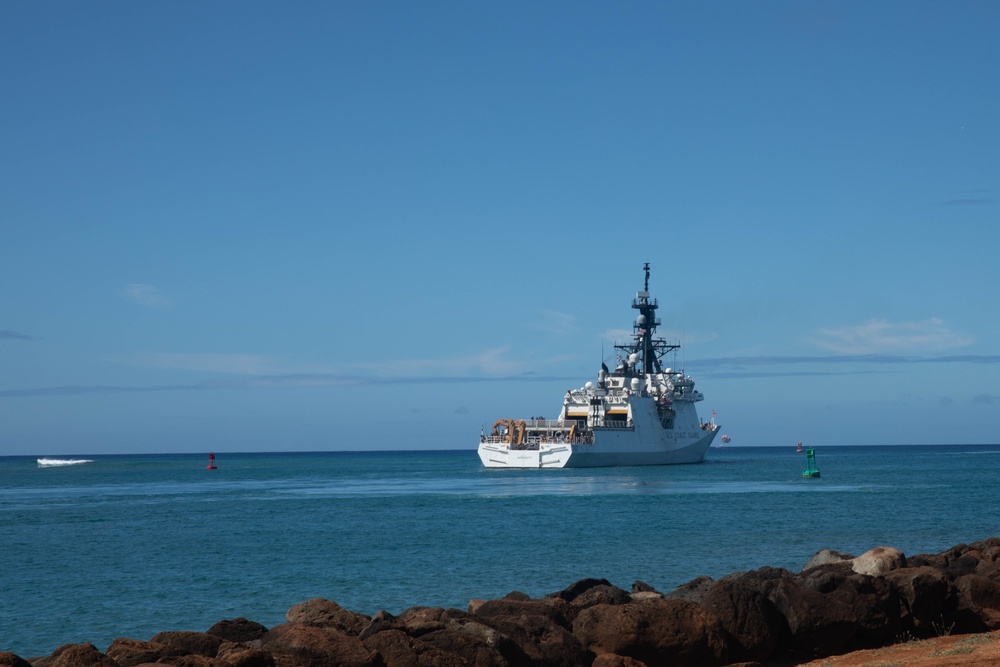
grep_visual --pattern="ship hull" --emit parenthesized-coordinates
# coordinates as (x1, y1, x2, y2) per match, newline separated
(478, 429, 716, 469)
(478, 397, 719, 469)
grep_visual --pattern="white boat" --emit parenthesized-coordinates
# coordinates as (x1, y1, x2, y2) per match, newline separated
(478, 263, 719, 468)
(37, 458, 93, 467)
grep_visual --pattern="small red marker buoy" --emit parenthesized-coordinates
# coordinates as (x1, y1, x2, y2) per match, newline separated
(207, 451, 217, 470)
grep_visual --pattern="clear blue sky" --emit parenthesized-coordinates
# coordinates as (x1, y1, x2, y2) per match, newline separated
(2, 1, 998, 455)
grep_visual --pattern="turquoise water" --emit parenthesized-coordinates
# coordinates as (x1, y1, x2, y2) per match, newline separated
(1, 445, 997, 657)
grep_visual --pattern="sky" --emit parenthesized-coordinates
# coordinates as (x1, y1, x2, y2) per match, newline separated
(1, 1, 998, 455)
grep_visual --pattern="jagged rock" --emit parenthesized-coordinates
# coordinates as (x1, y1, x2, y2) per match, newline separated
(358, 610, 400, 641)
(105, 638, 182, 666)
(802, 549, 855, 572)
(591, 654, 647, 667)
(475, 614, 591, 667)
(955, 573, 1000, 630)
(0, 653, 31, 667)
(149, 632, 225, 658)
(49, 643, 119, 667)
(206, 619, 269, 644)
(851, 547, 907, 577)
(948, 555, 982, 579)
(157, 655, 225, 667)
(630, 581, 657, 594)
(502, 591, 532, 601)
(261, 623, 382, 667)
(572, 598, 731, 666)
(908, 552, 947, 570)
(922, 543, 988, 580)
(416, 618, 528, 667)
(361, 629, 466, 667)
(665, 575, 714, 604)
(284, 598, 370, 636)
(569, 584, 632, 612)
(471, 597, 572, 628)
(216, 643, 275, 667)
(547, 578, 614, 603)
(698, 577, 786, 663)
(396, 607, 471, 638)
(883, 565, 956, 635)
(471, 596, 591, 666)
(765, 577, 859, 659)
(800, 567, 901, 648)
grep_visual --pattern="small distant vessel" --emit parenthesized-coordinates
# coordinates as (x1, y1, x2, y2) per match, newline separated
(796, 441, 803, 453)
(720, 434, 731, 444)
(37, 458, 93, 467)
(478, 263, 719, 468)
(803, 448, 821, 478)
(206, 452, 217, 470)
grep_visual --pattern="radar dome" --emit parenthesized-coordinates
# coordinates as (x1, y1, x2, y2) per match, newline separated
(585, 381, 594, 390)
(636, 314, 647, 327)
(630, 378, 641, 392)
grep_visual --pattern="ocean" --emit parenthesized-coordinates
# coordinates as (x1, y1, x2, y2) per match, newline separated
(1, 444, 997, 657)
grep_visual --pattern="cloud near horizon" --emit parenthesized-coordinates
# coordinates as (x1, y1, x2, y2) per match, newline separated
(124, 346, 563, 379)
(130, 352, 284, 375)
(123, 283, 173, 309)
(810, 318, 973, 355)
(357, 346, 543, 377)
(6, 350, 1000, 399)
(0, 330, 36, 341)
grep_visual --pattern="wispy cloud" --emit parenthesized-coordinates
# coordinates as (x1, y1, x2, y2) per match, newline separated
(0, 373, 575, 399)
(810, 318, 973, 355)
(945, 199, 994, 206)
(693, 352, 1000, 380)
(1, 330, 36, 341)
(358, 347, 534, 377)
(535, 309, 576, 335)
(6, 348, 1000, 399)
(601, 328, 634, 343)
(941, 198, 995, 206)
(124, 347, 557, 379)
(698, 353, 1000, 368)
(123, 283, 173, 309)
(939, 188, 994, 206)
(130, 352, 281, 375)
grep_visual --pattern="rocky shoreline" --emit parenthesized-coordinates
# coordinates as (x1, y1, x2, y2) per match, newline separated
(6, 537, 1000, 667)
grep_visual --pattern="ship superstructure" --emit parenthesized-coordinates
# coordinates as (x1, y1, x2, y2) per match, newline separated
(478, 264, 719, 468)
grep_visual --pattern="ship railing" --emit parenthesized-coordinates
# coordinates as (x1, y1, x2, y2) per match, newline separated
(593, 422, 635, 431)
(525, 418, 563, 428)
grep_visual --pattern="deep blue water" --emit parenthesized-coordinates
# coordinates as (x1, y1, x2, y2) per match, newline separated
(2, 445, 997, 657)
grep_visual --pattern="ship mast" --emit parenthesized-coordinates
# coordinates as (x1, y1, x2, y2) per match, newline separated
(614, 263, 679, 377)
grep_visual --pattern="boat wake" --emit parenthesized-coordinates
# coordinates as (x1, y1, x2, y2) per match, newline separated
(37, 458, 94, 467)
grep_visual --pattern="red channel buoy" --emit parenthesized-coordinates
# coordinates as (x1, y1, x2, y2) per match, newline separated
(207, 451, 217, 470)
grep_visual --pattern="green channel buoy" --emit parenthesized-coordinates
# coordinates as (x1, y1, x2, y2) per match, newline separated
(803, 448, 820, 478)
